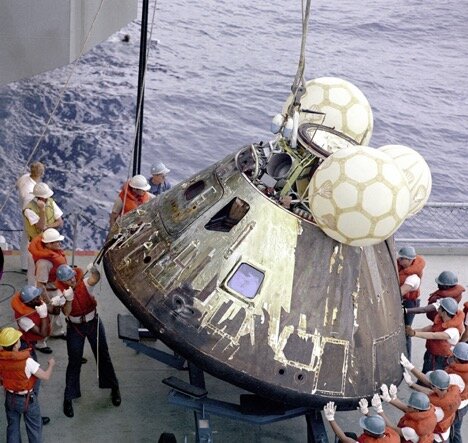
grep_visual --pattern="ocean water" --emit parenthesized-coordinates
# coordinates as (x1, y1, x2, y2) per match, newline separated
(0, 0, 467, 249)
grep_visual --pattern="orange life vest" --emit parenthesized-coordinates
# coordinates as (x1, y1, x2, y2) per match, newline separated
(398, 256, 425, 301)
(55, 267, 97, 317)
(426, 284, 466, 321)
(118, 182, 151, 214)
(357, 428, 400, 443)
(0, 349, 37, 392)
(426, 311, 465, 357)
(28, 234, 67, 283)
(397, 405, 437, 443)
(446, 361, 468, 401)
(429, 384, 461, 434)
(11, 292, 51, 343)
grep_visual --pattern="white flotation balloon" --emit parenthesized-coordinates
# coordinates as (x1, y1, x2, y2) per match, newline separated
(378, 144, 432, 216)
(309, 146, 411, 246)
(284, 77, 374, 145)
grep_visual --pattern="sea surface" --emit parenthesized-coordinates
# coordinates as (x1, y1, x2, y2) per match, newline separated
(0, 0, 467, 249)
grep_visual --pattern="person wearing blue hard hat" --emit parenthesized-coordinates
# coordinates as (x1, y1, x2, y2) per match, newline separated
(55, 263, 120, 418)
(375, 385, 438, 442)
(399, 356, 463, 443)
(397, 245, 426, 359)
(445, 342, 468, 443)
(406, 297, 464, 373)
(425, 271, 465, 322)
(323, 398, 399, 443)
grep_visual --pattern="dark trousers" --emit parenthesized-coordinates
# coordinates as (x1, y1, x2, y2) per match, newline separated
(422, 350, 449, 373)
(403, 298, 420, 359)
(64, 316, 119, 401)
(450, 403, 467, 443)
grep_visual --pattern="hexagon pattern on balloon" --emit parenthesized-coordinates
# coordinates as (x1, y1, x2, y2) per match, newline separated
(283, 77, 374, 145)
(378, 144, 432, 216)
(309, 146, 411, 246)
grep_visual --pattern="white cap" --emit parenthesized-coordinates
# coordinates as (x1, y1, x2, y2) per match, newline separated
(129, 175, 151, 191)
(151, 161, 170, 175)
(32, 182, 53, 199)
(42, 228, 64, 243)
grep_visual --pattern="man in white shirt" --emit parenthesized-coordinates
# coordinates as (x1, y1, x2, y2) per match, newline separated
(16, 162, 45, 272)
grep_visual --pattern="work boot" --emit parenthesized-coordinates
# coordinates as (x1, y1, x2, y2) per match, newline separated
(111, 387, 121, 407)
(41, 417, 50, 425)
(63, 399, 74, 418)
(36, 347, 53, 354)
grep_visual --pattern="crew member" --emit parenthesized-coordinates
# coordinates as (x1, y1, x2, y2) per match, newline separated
(28, 228, 67, 339)
(16, 162, 45, 272)
(425, 271, 465, 321)
(445, 343, 468, 443)
(0, 327, 55, 443)
(399, 358, 462, 443)
(147, 161, 171, 196)
(323, 400, 399, 442)
(23, 182, 63, 285)
(406, 298, 464, 373)
(55, 263, 120, 418)
(11, 285, 51, 355)
(377, 385, 438, 443)
(109, 174, 153, 226)
(398, 246, 426, 358)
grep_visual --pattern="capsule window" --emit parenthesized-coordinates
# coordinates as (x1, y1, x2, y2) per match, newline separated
(226, 263, 264, 299)
(185, 180, 206, 201)
(205, 197, 249, 232)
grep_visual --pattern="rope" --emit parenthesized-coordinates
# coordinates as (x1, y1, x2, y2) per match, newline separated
(119, 0, 159, 221)
(285, 0, 312, 118)
(0, 0, 108, 217)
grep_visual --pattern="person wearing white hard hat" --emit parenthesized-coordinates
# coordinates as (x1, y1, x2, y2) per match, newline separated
(16, 162, 45, 272)
(28, 228, 67, 340)
(109, 174, 154, 226)
(23, 182, 64, 285)
(147, 161, 171, 196)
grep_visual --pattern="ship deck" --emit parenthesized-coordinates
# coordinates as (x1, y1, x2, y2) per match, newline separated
(1, 250, 467, 442)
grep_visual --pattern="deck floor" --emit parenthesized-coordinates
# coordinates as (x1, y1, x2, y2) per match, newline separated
(0, 251, 467, 442)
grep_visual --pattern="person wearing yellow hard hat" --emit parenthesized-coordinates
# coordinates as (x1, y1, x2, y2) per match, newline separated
(0, 327, 55, 442)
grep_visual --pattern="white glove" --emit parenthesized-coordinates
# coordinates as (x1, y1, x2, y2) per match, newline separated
(50, 295, 65, 307)
(371, 393, 383, 413)
(323, 401, 336, 421)
(380, 384, 392, 403)
(400, 353, 415, 371)
(86, 262, 98, 273)
(389, 384, 398, 400)
(403, 369, 415, 387)
(35, 303, 48, 318)
(63, 288, 74, 302)
(358, 398, 369, 415)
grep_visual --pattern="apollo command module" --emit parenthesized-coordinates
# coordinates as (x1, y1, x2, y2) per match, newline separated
(101, 77, 432, 410)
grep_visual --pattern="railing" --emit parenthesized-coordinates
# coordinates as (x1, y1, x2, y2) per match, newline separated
(395, 203, 468, 246)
